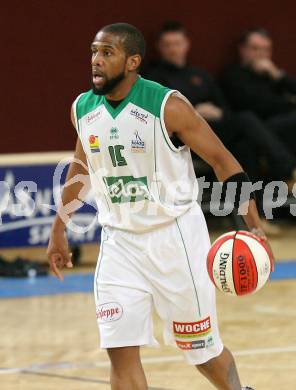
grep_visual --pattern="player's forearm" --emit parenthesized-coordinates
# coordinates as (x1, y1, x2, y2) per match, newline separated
(52, 160, 90, 233)
(52, 187, 84, 233)
(210, 144, 245, 183)
(213, 156, 263, 232)
(240, 199, 263, 231)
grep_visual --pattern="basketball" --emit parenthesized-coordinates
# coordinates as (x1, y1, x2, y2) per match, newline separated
(207, 230, 273, 296)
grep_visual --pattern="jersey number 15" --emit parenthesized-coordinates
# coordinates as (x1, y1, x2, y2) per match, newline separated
(108, 145, 127, 167)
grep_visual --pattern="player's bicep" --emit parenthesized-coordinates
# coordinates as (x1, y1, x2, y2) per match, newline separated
(70, 103, 78, 131)
(74, 138, 88, 169)
(70, 103, 88, 172)
(164, 96, 234, 170)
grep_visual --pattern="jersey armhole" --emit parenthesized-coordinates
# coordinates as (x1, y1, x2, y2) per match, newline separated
(72, 93, 85, 136)
(160, 90, 187, 153)
(71, 93, 91, 171)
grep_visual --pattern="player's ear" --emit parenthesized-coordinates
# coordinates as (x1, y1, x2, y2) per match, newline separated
(127, 55, 141, 71)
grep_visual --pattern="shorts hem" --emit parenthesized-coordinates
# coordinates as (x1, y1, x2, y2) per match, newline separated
(183, 342, 224, 365)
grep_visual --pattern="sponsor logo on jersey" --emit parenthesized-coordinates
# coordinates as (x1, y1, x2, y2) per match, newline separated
(89, 134, 100, 153)
(110, 127, 119, 140)
(86, 109, 101, 125)
(176, 339, 206, 350)
(173, 317, 211, 339)
(96, 302, 123, 322)
(130, 108, 149, 124)
(131, 131, 146, 153)
(104, 175, 151, 203)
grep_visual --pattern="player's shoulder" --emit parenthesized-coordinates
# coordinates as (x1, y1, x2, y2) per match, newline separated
(73, 90, 103, 121)
(133, 76, 172, 118)
(139, 75, 167, 89)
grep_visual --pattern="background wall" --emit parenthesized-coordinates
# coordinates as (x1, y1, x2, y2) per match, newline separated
(2, 0, 296, 153)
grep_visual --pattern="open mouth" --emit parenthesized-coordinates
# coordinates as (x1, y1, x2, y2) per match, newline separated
(92, 72, 105, 86)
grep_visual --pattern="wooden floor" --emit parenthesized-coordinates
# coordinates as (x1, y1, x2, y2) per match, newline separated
(1, 225, 296, 389)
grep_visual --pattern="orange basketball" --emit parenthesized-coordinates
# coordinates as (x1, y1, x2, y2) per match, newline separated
(207, 230, 274, 296)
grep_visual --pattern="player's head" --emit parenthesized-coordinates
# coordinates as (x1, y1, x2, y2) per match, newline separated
(238, 27, 273, 65)
(91, 23, 145, 96)
(157, 21, 190, 67)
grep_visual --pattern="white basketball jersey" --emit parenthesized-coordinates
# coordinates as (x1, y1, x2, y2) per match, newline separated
(73, 76, 198, 232)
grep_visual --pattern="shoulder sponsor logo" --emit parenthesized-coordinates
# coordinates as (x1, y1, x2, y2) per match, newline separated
(86, 109, 101, 125)
(176, 339, 206, 350)
(131, 131, 146, 153)
(103, 175, 151, 203)
(173, 316, 211, 339)
(96, 302, 123, 322)
(89, 134, 100, 153)
(130, 108, 148, 124)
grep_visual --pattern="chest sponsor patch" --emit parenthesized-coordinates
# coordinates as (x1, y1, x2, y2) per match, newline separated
(86, 109, 101, 125)
(103, 175, 151, 203)
(131, 131, 146, 153)
(130, 108, 149, 124)
(173, 316, 211, 339)
(89, 135, 100, 153)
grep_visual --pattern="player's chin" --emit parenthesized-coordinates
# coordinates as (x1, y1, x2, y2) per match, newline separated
(92, 82, 106, 95)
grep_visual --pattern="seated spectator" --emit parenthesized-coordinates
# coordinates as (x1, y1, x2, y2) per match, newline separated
(145, 22, 296, 186)
(221, 27, 296, 155)
(145, 22, 296, 234)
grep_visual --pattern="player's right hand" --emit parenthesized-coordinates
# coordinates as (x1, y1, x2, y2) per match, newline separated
(46, 231, 73, 281)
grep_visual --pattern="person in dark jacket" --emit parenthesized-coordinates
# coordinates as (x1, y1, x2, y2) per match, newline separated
(145, 22, 296, 234)
(221, 27, 296, 155)
(146, 22, 296, 186)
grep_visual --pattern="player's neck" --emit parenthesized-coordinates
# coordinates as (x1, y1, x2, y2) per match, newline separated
(105, 73, 139, 101)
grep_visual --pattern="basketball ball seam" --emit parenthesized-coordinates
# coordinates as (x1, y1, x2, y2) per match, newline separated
(232, 231, 239, 295)
(207, 232, 235, 288)
(233, 236, 259, 295)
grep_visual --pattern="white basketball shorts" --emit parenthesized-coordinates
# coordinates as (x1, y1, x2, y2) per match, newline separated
(94, 203, 224, 364)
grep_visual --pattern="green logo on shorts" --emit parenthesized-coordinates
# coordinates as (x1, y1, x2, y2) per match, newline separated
(206, 336, 214, 347)
(104, 175, 150, 203)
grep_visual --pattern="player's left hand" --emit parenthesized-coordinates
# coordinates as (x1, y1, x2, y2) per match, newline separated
(251, 227, 275, 272)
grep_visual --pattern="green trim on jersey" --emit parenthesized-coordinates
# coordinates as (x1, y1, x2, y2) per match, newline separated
(102, 77, 141, 119)
(76, 91, 103, 121)
(124, 76, 171, 119)
(75, 76, 171, 121)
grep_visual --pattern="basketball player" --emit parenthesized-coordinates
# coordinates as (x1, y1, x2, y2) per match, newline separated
(47, 23, 268, 389)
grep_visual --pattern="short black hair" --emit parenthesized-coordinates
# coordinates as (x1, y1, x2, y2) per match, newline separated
(239, 27, 272, 45)
(100, 23, 146, 59)
(158, 21, 187, 39)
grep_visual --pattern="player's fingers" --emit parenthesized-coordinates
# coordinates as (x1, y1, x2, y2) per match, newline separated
(66, 261, 73, 268)
(251, 227, 267, 241)
(66, 253, 73, 268)
(265, 242, 275, 272)
(259, 239, 275, 273)
(49, 254, 64, 281)
(50, 261, 64, 281)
